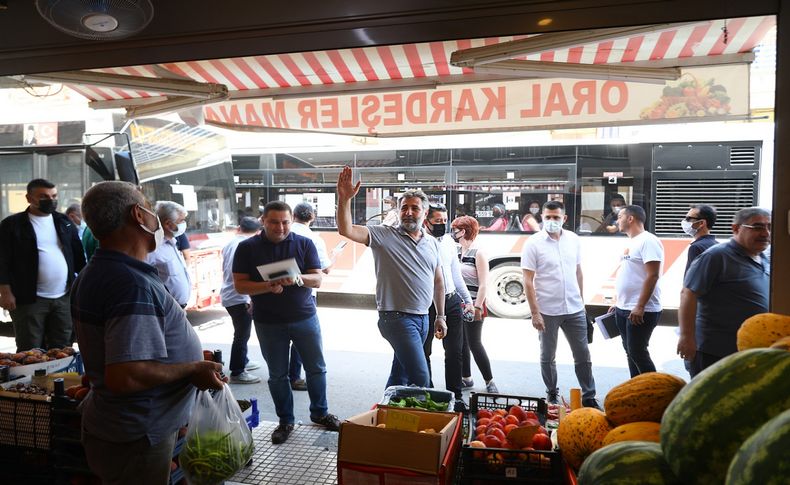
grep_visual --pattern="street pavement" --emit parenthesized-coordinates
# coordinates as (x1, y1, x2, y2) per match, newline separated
(0, 304, 688, 423)
(188, 305, 689, 423)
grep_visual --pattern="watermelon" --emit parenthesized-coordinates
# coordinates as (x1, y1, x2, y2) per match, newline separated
(578, 441, 680, 485)
(726, 408, 790, 485)
(661, 349, 790, 485)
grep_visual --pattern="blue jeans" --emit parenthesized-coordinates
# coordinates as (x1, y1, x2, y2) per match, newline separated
(378, 311, 430, 388)
(255, 314, 328, 424)
(226, 303, 252, 375)
(289, 345, 303, 382)
(614, 308, 660, 377)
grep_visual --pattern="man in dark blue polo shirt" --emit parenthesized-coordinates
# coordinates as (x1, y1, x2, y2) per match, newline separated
(233, 201, 340, 445)
(70, 181, 224, 485)
(677, 207, 771, 377)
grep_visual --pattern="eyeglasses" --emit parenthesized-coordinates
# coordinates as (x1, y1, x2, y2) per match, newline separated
(683, 216, 702, 222)
(741, 223, 771, 232)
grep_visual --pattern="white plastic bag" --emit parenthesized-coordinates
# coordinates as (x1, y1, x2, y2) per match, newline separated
(180, 385, 254, 485)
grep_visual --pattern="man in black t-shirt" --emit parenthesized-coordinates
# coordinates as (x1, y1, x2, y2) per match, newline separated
(682, 204, 718, 275)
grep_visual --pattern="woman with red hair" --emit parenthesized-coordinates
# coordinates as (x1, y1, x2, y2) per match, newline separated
(450, 216, 498, 393)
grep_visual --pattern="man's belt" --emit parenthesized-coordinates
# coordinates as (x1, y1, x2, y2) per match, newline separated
(445, 290, 457, 299)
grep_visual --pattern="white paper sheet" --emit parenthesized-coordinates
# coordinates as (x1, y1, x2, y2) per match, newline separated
(256, 258, 301, 281)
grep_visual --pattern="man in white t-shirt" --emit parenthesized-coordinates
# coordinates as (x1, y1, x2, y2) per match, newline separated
(521, 201, 599, 408)
(612, 205, 664, 377)
(0, 179, 86, 351)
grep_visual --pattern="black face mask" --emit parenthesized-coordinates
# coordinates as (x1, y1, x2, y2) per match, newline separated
(37, 199, 57, 214)
(430, 223, 446, 238)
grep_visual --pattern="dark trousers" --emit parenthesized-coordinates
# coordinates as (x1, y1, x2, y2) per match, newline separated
(10, 294, 72, 351)
(614, 308, 660, 377)
(226, 303, 252, 375)
(463, 319, 493, 382)
(425, 292, 464, 399)
(689, 350, 725, 378)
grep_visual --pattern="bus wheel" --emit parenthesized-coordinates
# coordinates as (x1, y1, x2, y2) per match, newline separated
(486, 263, 530, 319)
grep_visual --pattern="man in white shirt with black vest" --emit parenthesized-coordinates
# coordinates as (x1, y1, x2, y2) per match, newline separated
(521, 200, 599, 408)
(0, 179, 86, 351)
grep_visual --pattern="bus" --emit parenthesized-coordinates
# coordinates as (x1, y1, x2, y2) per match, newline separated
(228, 122, 772, 322)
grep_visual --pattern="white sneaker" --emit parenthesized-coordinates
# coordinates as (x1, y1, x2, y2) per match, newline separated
(245, 361, 262, 371)
(230, 371, 261, 384)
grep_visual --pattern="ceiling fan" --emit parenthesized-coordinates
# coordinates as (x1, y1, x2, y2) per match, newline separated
(35, 0, 154, 41)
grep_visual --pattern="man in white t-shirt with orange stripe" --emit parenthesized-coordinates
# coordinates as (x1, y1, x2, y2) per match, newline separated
(612, 205, 664, 378)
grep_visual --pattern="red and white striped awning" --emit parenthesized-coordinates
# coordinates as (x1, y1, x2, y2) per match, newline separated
(62, 15, 774, 105)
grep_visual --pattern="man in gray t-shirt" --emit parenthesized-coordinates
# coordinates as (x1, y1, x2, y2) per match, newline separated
(337, 166, 445, 388)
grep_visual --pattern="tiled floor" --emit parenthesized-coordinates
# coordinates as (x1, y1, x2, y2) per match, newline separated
(228, 421, 339, 485)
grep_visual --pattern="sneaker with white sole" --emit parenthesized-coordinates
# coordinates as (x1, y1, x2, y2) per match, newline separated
(485, 380, 499, 394)
(230, 371, 261, 384)
(462, 377, 475, 389)
(245, 361, 262, 371)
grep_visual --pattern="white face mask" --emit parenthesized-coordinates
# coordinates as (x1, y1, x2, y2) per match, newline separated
(681, 219, 698, 237)
(544, 219, 563, 233)
(529, 207, 540, 215)
(138, 205, 165, 251)
(173, 221, 187, 237)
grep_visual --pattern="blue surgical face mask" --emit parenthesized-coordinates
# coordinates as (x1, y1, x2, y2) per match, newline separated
(544, 219, 563, 234)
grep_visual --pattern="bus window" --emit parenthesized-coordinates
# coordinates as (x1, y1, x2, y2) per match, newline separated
(0, 153, 34, 220)
(46, 152, 86, 207)
(454, 164, 574, 233)
(576, 145, 651, 235)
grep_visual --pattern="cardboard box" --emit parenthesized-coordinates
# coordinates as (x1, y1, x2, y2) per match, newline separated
(338, 406, 461, 476)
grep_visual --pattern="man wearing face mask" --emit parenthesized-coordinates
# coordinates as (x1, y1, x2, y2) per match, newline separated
(146, 201, 191, 308)
(70, 181, 224, 484)
(596, 193, 626, 234)
(423, 203, 476, 412)
(66, 203, 87, 240)
(681, 204, 718, 274)
(0, 179, 86, 351)
(677, 207, 771, 377)
(521, 201, 599, 408)
(337, 166, 445, 390)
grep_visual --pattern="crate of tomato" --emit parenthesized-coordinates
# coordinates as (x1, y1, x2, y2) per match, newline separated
(459, 392, 567, 484)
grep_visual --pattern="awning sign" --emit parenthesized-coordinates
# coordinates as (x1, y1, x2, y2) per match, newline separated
(204, 65, 748, 136)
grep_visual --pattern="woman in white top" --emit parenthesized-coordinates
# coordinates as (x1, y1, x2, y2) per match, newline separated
(451, 215, 498, 393)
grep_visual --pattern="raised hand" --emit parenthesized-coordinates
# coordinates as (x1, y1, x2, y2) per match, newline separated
(337, 166, 361, 202)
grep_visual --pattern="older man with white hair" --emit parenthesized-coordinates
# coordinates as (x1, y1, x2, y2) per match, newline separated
(147, 201, 191, 308)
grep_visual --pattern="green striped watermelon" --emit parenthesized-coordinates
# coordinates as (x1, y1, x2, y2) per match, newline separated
(578, 441, 680, 485)
(726, 408, 790, 485)
(660, 349, 790, 485)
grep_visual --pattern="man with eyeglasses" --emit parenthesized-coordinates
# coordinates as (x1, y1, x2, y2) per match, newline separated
(677, 207, 771, 377)
(681, 204, 719, 275)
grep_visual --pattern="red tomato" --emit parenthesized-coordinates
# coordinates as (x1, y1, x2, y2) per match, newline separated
(489, 427, 507, 443)
(475, 424, 487, 435)
(525, 411, 539, 421)
(504, 424, 518, 435)
(494, 409, 508, 417)
(476, 433, 486, 442)
(504, 415, 519, 426)
(532, 433, 552, 451)
(477, 417, 491, 427)
(477, 409, 493, 420)
(509, 405, 528, 421)
(483, 435, 503, 448)
(501, 439, 515, 449)
(487, 421, 504, 432)
(521, 418, 540, 428)
(537, 425, 548, 436)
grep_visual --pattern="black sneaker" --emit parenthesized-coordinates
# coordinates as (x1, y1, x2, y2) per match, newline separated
(583, 398, 602, 410)
(454, 399, 469, 414)
(546, 390, 559, 405)
(311, 413, 341, 431)
(271, 424, 294, 444)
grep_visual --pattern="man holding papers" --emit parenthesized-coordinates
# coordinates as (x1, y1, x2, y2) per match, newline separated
(521, 201, 599, 409)
(232, 201, 341, 445)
